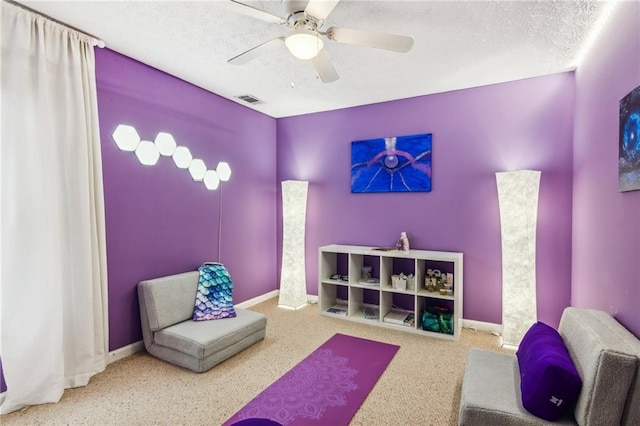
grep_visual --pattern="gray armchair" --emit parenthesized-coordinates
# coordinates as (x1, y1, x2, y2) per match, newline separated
(138, 271, 267, 373)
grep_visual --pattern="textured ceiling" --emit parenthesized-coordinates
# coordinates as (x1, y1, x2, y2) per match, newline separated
(17, 0, 614, 118)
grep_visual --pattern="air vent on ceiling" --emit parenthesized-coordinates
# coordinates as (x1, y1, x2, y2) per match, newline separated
(235, 94, 263, 105)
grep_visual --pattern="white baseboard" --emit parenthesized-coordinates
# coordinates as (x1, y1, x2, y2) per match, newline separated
(232, 290, 319, 309)
(233, 291, 318, 308)
(275, 293, 318, 310)
(462, 319, 502, 335)
(235, 290, 279, 309)
(108, 340, 144, 365)
(501, 341, 518, 351)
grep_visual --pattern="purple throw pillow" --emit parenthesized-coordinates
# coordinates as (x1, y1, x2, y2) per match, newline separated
(516, 322, 582, 421)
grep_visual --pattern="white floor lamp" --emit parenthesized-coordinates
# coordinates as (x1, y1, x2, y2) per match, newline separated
(496, 170, 541, 347)
(278, 180, 309, 309)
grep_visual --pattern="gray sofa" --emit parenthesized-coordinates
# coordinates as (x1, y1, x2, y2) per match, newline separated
(459, 307, 640, 425)
(138, 271, 267, 373)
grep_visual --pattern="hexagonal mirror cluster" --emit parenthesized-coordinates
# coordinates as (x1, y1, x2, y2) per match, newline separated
(112, 124, 231, 190)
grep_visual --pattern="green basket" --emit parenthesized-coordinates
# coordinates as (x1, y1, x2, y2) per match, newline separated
(422, 306, 453, 335)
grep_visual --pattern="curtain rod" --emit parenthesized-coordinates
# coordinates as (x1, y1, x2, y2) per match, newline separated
(5, 0, 106, 48)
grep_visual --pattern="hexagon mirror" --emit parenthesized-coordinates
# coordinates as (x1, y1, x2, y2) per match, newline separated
(204, 170, 220, 190)
(188, 159, 207, 181)
(172, 146, 193, 169)
(135, 140, 160, 166)
(112, 124, 140, 151)
(216, 162, 232, 182)
(155, 132, 177, 156)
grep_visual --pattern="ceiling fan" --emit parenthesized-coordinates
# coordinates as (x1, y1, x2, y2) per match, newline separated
(227, 0, 414, 83)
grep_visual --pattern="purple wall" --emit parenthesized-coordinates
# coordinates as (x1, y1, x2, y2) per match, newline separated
(572, 1, 640, 337)
(277, 73, 575, 327)
(96, 49, 278, 351)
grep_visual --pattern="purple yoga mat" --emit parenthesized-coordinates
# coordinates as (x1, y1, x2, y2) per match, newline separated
(224, 333, 400, 426)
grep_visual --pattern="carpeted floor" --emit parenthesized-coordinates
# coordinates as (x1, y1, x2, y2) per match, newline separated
(2, 297, 506, 425)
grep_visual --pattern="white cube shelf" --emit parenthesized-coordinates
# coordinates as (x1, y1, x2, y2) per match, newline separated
(318, 244, 463, 340)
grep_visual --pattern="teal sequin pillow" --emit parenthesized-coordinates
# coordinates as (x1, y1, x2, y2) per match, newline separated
(193, 262, 237, 321)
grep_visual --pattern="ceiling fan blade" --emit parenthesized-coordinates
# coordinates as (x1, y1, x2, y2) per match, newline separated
(229, 0, 287, 25)
(228, 37, 285, 65)
(311, 48, 339, 83)
(327, 27, 414, 53)
(305, 0, 340, 21)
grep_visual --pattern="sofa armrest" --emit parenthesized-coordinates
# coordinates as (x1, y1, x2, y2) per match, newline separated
(585, 309, 640, 426)
(559, 308, 638, 426)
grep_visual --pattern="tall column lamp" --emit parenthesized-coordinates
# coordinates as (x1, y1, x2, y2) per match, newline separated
(496, 170, 541, 347)
(278, 180, 309, 309)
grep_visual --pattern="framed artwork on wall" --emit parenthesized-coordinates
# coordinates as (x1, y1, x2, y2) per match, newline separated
(619, 85, 640, 192)
(351, 133, 432, 193)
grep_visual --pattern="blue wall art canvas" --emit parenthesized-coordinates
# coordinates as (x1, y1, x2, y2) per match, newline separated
(619, 85, 640, 192)
(351, 133, 432, 193)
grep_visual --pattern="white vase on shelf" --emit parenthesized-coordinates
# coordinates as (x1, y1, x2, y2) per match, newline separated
(397, 232, 410, 251)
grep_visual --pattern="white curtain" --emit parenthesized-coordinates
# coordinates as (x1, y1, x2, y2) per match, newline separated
(0, 2, 108, 414)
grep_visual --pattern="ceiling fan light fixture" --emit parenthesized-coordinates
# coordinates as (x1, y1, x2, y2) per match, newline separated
(285, 28, 323, 60)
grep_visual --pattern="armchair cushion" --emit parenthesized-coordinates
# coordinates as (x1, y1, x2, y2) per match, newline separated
(156, 309, 266, 359)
